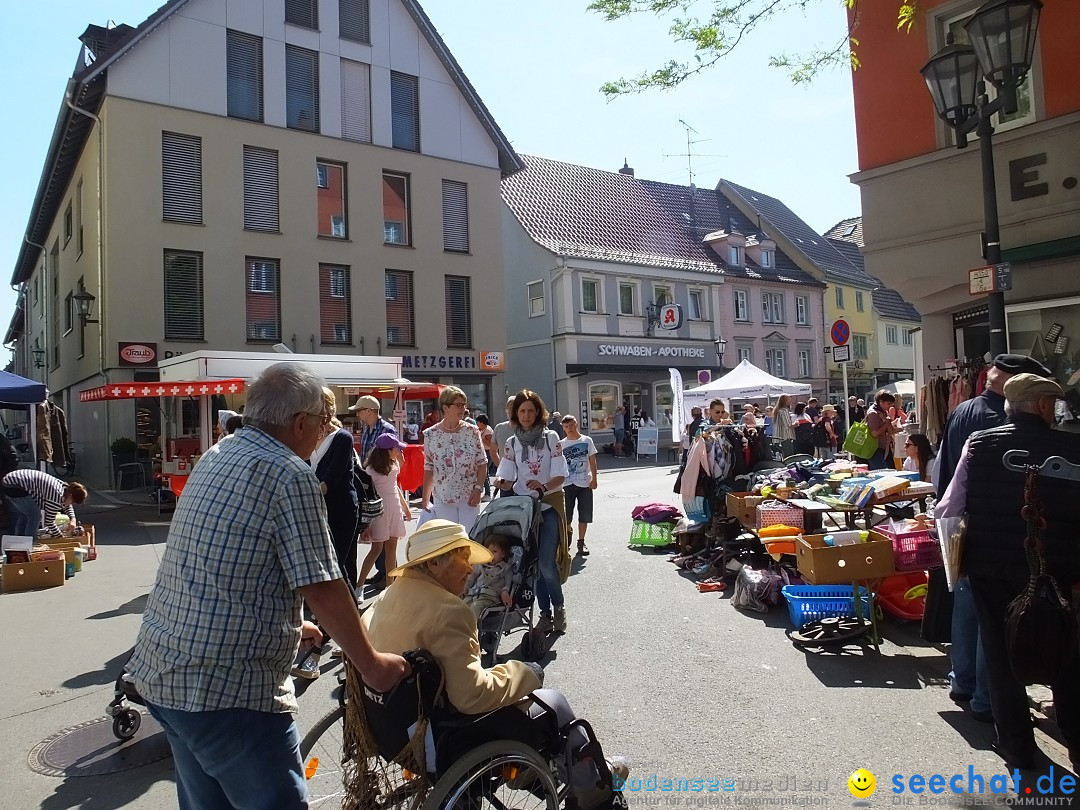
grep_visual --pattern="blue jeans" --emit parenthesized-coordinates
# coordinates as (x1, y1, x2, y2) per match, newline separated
(534, 508, 564, 612)
(867, 447, 891, 470)
(147, 703, 308, 809)
(7, 494, 41, 536)
(949, 576, 991, 714)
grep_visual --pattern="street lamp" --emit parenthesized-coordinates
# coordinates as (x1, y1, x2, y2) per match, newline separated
(32, 346, 45, 369)
(73, 289, 99, 324)
(920, 0, 1042, 358)
(714, 335, 727, 373)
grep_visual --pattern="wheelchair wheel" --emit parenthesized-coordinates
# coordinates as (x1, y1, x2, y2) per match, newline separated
(422, 740, 559, 810)
(300, 705, 427, 810)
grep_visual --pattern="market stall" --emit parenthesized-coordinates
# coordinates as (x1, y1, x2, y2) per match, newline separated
(682, 359, 811, 418)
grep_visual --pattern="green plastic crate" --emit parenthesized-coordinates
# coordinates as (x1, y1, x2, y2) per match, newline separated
(628, 520, 676, 547)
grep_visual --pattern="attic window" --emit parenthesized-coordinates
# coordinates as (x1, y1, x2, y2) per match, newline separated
(761, 250, 773, 268)
(841, 222, 858, 237)
(728, 246, 742, 266)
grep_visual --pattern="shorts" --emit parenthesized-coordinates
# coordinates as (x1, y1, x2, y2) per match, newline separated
(563, 484, 593, 524)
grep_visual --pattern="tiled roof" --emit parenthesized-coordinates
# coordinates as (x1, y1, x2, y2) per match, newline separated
(639, 180, 824, 287)
(825, 217, 921, 322)
(722, 180, 878, 288)
(501, 156, 721, 273)
(12, 0, 522, 286)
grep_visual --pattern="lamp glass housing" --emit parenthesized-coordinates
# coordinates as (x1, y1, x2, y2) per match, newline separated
(73, 290, 95, 320)
(964, 0, 1041, 90)
(921, 43, 981, 129)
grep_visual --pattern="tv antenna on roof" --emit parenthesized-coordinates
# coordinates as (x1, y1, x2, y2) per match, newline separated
(663, 119, 725, 187)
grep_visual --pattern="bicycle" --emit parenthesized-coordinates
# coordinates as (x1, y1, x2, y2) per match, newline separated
(48, 445, 77, 478)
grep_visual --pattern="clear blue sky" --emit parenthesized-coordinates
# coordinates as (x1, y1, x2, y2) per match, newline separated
(1, 0, 863, 340)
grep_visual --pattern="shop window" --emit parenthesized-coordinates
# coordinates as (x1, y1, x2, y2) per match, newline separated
(588, 382, 619, 432)
(316, 161, 347, 238)
(653, 382, 674, 428)
(1007, 298, 1080, 402)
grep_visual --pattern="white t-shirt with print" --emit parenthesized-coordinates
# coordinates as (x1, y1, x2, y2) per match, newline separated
(561, 436, 597, 488)
(496, 431, 569, 506)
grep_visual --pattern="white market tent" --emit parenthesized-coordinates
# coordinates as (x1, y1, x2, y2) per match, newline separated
(879, 379, 916, 397)
(683, 359, 812, 413)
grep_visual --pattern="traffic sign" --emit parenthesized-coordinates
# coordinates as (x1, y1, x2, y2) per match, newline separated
(968, 262, 1012, 295)
(831, 319, 850, 346)
(832, 344, 852, 363)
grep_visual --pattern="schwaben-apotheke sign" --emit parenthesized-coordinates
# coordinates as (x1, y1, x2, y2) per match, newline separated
(579, 340, 710, 363)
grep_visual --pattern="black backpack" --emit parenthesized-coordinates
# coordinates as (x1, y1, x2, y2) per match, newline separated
(811, 419, 829, 447)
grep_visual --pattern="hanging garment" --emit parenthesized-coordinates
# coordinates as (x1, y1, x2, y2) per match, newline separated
(49, 403, 69, 467)
(35, 402, 54, 462)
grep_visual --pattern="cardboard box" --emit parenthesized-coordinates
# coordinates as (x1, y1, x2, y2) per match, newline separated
(726, 493, 764, 527)
(2, 560, 66, 593)
(796, 532, 896, 584)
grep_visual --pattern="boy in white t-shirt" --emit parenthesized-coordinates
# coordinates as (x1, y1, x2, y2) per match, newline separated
(560, 414, 598, 557)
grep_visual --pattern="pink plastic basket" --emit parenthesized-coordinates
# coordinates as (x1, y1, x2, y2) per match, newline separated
(881, 527, 941, 571)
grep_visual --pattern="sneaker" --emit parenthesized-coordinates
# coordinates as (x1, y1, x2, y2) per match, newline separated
(537, 612, 554, 634)
(291, 652, 321, 680)
(330, 645, 344, 660)
(553, 607, 567, 634)
(577, 540, 590, 556)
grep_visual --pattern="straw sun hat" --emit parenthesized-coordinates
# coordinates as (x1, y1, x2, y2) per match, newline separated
(389, 519, 492, 577)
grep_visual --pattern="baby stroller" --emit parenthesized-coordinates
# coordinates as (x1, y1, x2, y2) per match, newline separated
(468, 495, 544, 664)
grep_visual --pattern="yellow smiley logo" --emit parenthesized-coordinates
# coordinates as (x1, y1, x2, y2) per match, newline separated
(848, 768, 876, 798)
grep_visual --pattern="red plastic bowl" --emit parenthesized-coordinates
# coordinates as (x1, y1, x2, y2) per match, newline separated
(878, 570, 928, 621)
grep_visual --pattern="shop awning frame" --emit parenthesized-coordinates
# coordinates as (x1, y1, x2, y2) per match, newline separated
(80, 379, 246, 402)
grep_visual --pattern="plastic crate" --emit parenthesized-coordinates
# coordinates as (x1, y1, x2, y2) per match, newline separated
(781, 584, 871, 628)
(880, 527, 942, 571)
(628, 520, 676, 547)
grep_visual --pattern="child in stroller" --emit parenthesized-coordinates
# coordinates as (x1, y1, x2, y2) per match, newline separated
(468, 495, 545, 664)
(463, 533, 514, 618)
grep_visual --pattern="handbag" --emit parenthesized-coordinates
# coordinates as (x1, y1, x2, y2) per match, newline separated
(842, 421, 879, 459)
(353, 454, 384, 528)
(1004, 468, 1079, 686)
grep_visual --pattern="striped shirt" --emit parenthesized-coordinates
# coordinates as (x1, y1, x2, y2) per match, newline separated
(360, 417, 397, 462)
(1, 469, 75, 536)
(127, 427, 341, 714)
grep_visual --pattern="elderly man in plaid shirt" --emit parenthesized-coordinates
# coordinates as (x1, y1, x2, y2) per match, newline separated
(127, 363, 407, 809)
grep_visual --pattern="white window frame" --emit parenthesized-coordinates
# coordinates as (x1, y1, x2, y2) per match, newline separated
(249, 261, 276, 293)
(618, 282, 637, 316)
(765, 347, 786, 378)
(902, 328, 914, 346)
(734, 289, 750, 323)
(527, 280, 545, 318)
(737, 346, 752, 364)
(886, 325, 898, 345)
(762, 294, 772, 324)
(652, 284, 673, 307)
(688, 288, 705, 320)
(798, 349, 811, 378)
(581, 277, 601, 314)
(728, 246, 741, 266)
(835, 286, 845, 309)
(856, 290, 865, 312)
(771, 293, 784, 324)
(761, 249, 773, 268)
(316, 164, 329, 188)
(853, 334, 869, 359)
(795, 295, 808, 325)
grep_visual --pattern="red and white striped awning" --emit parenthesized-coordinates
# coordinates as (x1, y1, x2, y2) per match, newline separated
(80, 379, 246, 402)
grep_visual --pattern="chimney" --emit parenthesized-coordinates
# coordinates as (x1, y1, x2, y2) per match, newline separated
(618, 159, 634, 177)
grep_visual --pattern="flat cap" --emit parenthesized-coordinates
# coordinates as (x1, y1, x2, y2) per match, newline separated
(1003, 373, 1063, 403)
(993, 353, 1052, 377)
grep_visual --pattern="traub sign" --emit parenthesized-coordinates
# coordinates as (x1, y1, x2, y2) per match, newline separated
(118, 342, 158, 367)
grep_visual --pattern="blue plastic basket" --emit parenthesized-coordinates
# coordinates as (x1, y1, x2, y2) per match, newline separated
(781, 585, 871, 628)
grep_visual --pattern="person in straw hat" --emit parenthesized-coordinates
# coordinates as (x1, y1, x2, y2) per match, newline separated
(364, 520, 629, 787)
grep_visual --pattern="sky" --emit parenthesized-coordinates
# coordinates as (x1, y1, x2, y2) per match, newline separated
(1, 0, 863, 335)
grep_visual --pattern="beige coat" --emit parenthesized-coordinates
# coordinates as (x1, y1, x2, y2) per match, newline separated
(363, 568, 540, 715)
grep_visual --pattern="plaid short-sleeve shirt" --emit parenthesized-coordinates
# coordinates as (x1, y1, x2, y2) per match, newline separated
(127, 427, 341, 714)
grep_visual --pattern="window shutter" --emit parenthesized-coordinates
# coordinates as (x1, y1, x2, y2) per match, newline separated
(390, 72, 420, 151)
(445, 276, 472, 348)
(285, 0, 318, 29)
(245, 257, 280, 341)
(164, 251, 204, 340)
(285, 46, 320, 132)
(226, 30, 262, 121)
(441, 180, 469, 253)
(243, 146, 279, 231)
(161, 132, 202, 224)
(385, 270, 414, 347)
(339, 0, 370, 43)
(340, 59, 372, 142)
(320, 264, 351, 344)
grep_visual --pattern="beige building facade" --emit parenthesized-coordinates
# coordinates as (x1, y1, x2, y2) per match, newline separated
(8, 0, 519, 486)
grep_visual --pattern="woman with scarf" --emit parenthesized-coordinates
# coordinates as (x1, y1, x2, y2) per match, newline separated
(494, 390, 570, 634)
(419, 386, 488, 529)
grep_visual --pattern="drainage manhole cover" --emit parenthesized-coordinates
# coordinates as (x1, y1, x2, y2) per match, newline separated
(28, 714, 171, 777)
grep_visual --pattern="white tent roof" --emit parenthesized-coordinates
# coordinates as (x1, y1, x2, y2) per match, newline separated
(880, 379, 916, 396)
(683, 359, 812, 404)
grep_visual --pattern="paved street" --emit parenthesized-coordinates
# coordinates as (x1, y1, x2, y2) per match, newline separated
(1, 459, 1074, 808)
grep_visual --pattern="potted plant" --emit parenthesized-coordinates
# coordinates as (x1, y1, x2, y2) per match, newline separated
(110, 436, 138, 467)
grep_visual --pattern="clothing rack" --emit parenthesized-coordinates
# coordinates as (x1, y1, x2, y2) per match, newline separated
(1002, 450, 1080, 482)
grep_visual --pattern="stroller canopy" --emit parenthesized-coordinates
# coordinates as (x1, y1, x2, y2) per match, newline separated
(470, 495, 541, 545)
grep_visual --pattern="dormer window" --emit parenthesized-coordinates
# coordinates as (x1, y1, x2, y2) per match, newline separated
(761, 250, 773, 268)
(729, 246, 742, 266)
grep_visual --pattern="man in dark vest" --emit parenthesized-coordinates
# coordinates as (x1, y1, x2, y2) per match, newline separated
(934, 354, 1051, 726)
(937, 374, 1080, 773)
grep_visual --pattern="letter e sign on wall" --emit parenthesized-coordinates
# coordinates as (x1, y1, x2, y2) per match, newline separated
(1010, 153, 1048, 201)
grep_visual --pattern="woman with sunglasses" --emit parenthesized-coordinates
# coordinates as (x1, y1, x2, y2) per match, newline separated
(903, 433, 934, 483)
(419, 386, 487, 529)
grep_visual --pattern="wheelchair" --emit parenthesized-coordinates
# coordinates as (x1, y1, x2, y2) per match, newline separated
(300, 650, 625, 810)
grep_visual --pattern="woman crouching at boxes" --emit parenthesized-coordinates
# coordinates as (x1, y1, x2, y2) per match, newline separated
(1, 469, 88, 537)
